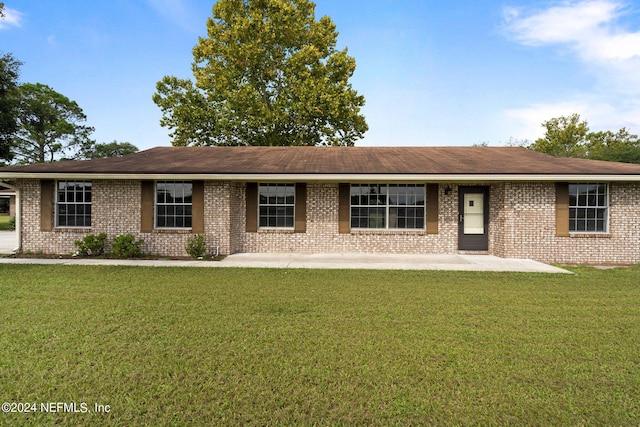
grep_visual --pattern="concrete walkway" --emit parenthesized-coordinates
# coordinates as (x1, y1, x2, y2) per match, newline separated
(0, 231, 17, 254)
(0, 252, 571, 273)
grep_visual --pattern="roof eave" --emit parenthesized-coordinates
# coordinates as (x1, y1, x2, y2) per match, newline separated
(3, 172, 640, 182)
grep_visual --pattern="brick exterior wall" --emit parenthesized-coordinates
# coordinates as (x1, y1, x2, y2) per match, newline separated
(492, 182, 640, 264)
(14, 179, 640, 264)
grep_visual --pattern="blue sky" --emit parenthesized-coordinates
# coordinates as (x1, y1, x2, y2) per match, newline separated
(2, 0, 640, 150)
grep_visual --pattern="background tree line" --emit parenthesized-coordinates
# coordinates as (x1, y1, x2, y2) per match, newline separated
(527, 113, 640, 164)
(1, 49, 137, 165)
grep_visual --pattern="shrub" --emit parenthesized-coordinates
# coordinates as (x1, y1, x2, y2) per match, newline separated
(74, 233, 107, 256)
(186, 234, 206, 258)
(8, 216, 16, 231)
(111, 234, 144, 258)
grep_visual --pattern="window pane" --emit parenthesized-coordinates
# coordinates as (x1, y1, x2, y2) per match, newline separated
(350, 184, 425, 229)
(351, 187, 362, 205)
(56, 180, 92, 228)
(157, 183, 166, 203)
(257, 184, 295, 228)
(388, 186, 398, 205)
(568, 183, 608, 232)
(370, 207, 385, 228)
(155, 181, 193, 229)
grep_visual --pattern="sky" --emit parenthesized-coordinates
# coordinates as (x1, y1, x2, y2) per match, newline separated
(2, 0, 640, 150)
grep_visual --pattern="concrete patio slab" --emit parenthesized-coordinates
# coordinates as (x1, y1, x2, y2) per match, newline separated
(0, 231, 17, 254)
(219, 253, 571, 273)
(0, 252, 571, 273)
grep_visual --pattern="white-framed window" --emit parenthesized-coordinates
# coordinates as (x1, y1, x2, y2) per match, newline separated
(56, 180, 92, 227)
(350, 184, 425, 230)
(258, 183, 295, 228)
(569, 183, 609, 233)
(155, 181, 192, 228)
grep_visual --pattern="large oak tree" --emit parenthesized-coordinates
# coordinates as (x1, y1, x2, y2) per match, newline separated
(154, 0, 368, 146)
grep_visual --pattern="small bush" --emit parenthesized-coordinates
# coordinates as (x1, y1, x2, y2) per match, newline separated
(186, 234, 206, 259)
(8, 216, 16, 231)
(111, 234, 144, 258)
(74, 233, 107, 256)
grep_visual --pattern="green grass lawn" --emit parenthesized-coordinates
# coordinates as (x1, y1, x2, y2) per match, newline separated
(0, 214, 12, 231)
(1, 265, 639, 426)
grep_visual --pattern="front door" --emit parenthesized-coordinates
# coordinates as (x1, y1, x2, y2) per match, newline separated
(458, 186, 489, 251)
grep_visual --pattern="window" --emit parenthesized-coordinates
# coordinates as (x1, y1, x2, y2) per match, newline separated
(259, 184, 294, 228)
(569, 183, 608, 233)
(56, 181, 91, 227)
(350, 184, 425, 230)
(156, 181, 192, 228)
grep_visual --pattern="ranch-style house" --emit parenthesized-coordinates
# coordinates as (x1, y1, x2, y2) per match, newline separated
(1, 146, 640, 264)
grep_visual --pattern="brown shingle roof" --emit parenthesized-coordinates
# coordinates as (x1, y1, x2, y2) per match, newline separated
(2, 146, 640, 176)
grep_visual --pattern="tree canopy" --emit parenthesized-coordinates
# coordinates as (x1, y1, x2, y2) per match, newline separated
(13, 83, 94, 163)
(78, 140, 138, 159)
(527, 114, 640, 164)
(153, 0, 368, 146)
(0, 52, 21, 161)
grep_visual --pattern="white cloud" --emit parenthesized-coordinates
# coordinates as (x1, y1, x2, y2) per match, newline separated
(503, 1, 640, 140)
(504, 0, 640, 62)
(0, 7, 23, 30)
(505, 98, 640, 141)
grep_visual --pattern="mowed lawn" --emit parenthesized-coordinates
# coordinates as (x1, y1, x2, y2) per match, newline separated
(1, 265, 639, 426)
(0, 214, 11, 231)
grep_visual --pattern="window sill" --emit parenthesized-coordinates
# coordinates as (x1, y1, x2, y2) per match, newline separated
(350, 229, 427, 235)
(569, 233, 612, 238)
(257, 228, 295, 234)
(152, 228, 193, 234)
(53, 227, 91, 233)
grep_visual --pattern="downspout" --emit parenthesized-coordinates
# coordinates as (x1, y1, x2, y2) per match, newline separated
(14, 187, 20, 253)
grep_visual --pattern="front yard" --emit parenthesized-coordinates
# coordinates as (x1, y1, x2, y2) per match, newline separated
(0, 214, 13, 231)
(1, 265, 639, 425)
